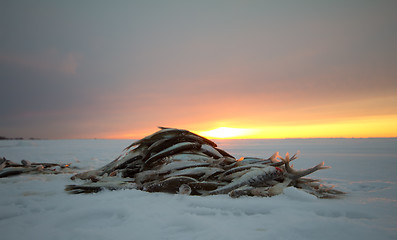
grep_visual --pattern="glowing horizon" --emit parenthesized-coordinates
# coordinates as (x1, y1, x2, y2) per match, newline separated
(201, 115, 397, 139)
(100, 114, 397, 140)
(198, 127, 255, 139)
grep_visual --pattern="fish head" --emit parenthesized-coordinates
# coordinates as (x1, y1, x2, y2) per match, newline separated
(275, 167, 283, 174)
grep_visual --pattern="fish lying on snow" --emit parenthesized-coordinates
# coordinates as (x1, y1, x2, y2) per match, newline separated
(0, 157, 76, 178)
(67, 127, 344, 198)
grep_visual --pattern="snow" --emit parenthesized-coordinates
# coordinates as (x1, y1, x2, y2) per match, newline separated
(1, 138, 397, 240)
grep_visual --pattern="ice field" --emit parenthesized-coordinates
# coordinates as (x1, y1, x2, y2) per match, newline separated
(1, 138, 396, 240)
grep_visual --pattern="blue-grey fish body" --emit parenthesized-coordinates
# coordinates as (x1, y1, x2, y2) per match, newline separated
(164, 166, 224, 180)
(144, 142, 201, 167)
(208, 166, 283, 195)
(0, 167, 31, 178)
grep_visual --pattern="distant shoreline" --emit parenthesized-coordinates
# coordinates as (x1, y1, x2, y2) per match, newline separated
(0, 137, 43, 140)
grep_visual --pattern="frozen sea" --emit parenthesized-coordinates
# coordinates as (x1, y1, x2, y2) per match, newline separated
(1, 138, 396, 240)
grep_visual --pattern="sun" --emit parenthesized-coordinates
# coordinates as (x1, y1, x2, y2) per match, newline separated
(198, 127, 253, 139)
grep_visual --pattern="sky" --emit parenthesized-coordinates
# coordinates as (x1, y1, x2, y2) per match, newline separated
(1, 0, 397, 139)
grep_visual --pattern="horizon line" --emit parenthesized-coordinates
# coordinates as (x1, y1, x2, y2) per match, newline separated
(2, 136, 396, 140)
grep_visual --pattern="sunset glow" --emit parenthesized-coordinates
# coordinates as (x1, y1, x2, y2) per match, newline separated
(198, 127, 255, 139)
(100, 114, 397, 140)
(195, 115, 397, 139)
(1, 2, 397, 139)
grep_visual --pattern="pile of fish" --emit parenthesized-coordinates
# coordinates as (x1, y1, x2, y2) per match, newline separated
(67, 127, 344, 198)
(0, 157, 75, 178)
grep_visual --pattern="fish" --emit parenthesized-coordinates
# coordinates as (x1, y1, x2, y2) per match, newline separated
(266, 178, 293, 196)
(229, 177, 293, 198)
(236, 152, 280, 166)
(135, 160, 212, 184)
(0, 167, 32, 178)
(295, 180, 345, 198)
(71, 170, 104, 180)
(146, 134, 218, 157)
(157, 160, 210, 173)
(123, 128, 184, 150)
(215, 147, 235, 159)
(219, 164, 271, 180)
(3, 160, 23, 168)
(62, 128, 342, 198)
(165, 153, 215, 163)
(188, 181, 224, 192)
(0, 157, 6, 170)
(144, 142, 201, 167)
(219, 168, 252, 181)
(280, 152, 330, 179)
(65, 179, 137, 194)
(21, 159, 32, 166)
(98, 150, 144, 176)
(229, 186, 257, 198)
(208, 166, 284, 195)
(144, 176, 198, 193)
(163, 166, 224, 180)
(158, 127, 218, 148)
(199, 144, 223, 159)
(124, 127, 217, 151)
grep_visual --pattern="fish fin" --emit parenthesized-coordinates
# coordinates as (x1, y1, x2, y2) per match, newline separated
(268, 152, 280, 163)
(280, 152, 290, 163)
(290, 151, 300, 161)
(316, 161, 331, 170)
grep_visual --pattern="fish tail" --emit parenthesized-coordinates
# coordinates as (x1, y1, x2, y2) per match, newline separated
(316, 161, 331, 170)
(268, 152, 280, 163)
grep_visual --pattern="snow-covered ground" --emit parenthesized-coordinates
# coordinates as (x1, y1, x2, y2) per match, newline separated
(1, 138, 396, 240)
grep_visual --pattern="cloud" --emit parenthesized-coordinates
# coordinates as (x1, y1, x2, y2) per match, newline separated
(0, 49, 81, 74)
(1, 1, 397, 138)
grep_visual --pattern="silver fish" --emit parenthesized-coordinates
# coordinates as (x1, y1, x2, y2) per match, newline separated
(65, 179, 137, 194)
(219, 168, 252, 181)
(124, 128, 184, 150)
(0, 167, 32, 178)
(200, 144, 223, 159)
(156, 161, 210, 174)
(280, 152, 330, 179)
(145, 176, 198, 193)
(187, 181, 224, 192)
(135, 161, 211, 184)
(236, 152, 280, 166)
(208, 166, 283, 195)
(144, 142, 201, 167)
(164, 166, 224, 180)
(165, 153, 214, 163)
(147, 134, 218, 156)
(124, 127, 217, 151)
(219, 164, 270, 180)
(99, 151, 143, 175)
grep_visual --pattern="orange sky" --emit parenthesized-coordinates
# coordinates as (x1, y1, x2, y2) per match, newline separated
(1, 1, 397, 139)
(104, 114, 397, 140)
